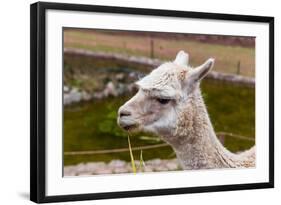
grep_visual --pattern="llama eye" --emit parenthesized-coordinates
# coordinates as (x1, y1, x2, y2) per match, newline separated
(156, 98, 171, 105)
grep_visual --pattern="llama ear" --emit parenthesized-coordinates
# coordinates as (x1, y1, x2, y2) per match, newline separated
(174, 50, 189, 66)
(189, 58, 215, 82)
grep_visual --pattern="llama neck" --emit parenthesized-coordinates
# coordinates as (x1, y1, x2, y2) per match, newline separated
(170, 88, 238, 170)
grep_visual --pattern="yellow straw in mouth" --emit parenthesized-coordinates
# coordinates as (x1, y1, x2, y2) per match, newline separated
(128, 134, 137, 174)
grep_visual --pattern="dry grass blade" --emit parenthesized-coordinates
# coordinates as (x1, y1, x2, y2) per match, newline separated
(128, 135, 137, 174)
(139, 150, 146, 172)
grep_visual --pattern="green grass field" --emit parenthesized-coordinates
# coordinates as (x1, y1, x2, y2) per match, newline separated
(64, 29, 255, 77)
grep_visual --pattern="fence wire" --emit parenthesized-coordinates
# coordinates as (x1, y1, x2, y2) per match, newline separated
(64, 132, 254, 156)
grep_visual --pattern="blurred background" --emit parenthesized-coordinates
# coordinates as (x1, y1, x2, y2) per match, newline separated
(63, 28, 255, 176)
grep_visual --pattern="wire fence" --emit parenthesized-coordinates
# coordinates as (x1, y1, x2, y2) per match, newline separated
(64, 132, 254, 156)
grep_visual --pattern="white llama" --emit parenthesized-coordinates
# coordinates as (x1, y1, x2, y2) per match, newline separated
(117, 51, 255, 170)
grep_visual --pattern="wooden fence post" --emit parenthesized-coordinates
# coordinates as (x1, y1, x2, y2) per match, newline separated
(237, 60, 241, 75)
(150, 39, 154, 59)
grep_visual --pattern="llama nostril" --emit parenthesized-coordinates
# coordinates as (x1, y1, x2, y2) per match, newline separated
(119, 110, 131, 117)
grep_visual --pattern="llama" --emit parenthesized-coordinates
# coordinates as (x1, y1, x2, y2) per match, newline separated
(117, 51, 255, 170)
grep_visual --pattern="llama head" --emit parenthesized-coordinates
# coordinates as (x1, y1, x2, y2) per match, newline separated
(117, 51, 214, 140)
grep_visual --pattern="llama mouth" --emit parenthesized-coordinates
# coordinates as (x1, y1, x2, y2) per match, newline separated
(117, 117, 138, 131)
(123, 124, 137, 131)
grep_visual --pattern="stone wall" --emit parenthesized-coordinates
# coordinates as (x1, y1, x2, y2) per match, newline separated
(64, 158, 181, 176)
(64, 48, 255, 87)
(64, 49, 255, 105)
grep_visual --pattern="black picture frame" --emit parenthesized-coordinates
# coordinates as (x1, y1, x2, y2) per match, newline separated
(30, 1, 274, 203)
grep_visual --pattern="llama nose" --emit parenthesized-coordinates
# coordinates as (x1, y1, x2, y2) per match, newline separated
(118, 108, 132, 117)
